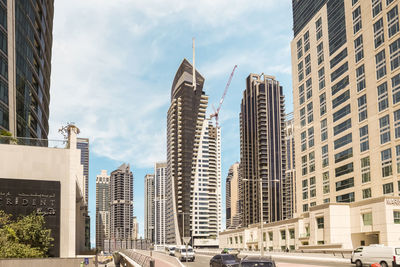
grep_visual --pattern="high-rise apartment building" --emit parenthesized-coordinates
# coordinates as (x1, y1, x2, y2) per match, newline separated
(0, 1, 54, 139)
(144, 174, 155, 242)
(226, 162, 242, 229)
(240, 74, 286, 227)
(96, 170, 110, 250)
(110, 163, 134, 240)
(166, 58, 221, 246)
(282, 113, 295, 220)
(154, 162, 167, 246)
(290, 0, 400, 246)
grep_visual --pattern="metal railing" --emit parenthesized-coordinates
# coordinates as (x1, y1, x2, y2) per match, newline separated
(120, 250, 154, 267)
(0, 136, 67, 148)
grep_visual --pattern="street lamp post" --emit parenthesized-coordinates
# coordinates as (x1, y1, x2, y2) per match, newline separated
(243, 178, 280, 257)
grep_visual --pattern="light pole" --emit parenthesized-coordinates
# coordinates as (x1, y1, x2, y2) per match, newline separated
(243, 178, 280, 257)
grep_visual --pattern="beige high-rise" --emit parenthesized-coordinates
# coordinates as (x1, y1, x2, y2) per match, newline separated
(226, 162, 242, 229)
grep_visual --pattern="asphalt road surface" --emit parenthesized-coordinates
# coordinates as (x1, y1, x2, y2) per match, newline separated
(181, 253, 354, 267)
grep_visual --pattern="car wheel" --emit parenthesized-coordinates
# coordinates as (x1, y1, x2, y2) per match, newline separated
(355, 260, 362, 267)
(380, 261, 388, 267)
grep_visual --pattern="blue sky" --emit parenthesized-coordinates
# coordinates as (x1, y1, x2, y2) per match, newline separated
(48, 0, 294, 247)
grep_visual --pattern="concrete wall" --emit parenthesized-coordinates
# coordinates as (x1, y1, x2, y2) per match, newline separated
(0, 258, 95, 267)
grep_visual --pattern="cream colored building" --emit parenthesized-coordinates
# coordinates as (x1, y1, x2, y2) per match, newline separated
(0, 125, 86, 257)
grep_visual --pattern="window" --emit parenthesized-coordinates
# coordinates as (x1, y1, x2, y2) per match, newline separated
(318, 67, 325, 90)
(268, 232, 273, 241)
(310, 176, 316, 198)
(304, 31, 310, 52)
(334, 119, 351, 136)
(394, 109, 400, 138)
(358, 95, 368, 122)
(362, 188, 371, 199)
(317, 42, 324, 65)
(334, 133, 352, 150)
(307, 102, 313, 124)
(323, 171, 330, 194)
(353, 6, 362, 34)
(333, 104, 351, 122)
(335, 163, 354, 177)
(389, 38, 400, 71)
(361, 156, 371, 183)
(320, 92, 326, 116)
(302, 155, 308, 176)
(372, 0, 382, 18)
(332, 90, 350, 109)
(394, 211, 400, 224)
(376, 49, 387, 80)
(331, 62, 349, 82)
(321, 119, 328, 142)
(289, 229, 295, 239)
(306, 78, 312, 100)
(327, 0, 347, 55)
(300, 107, 306, 127)
(303, 204, 309, 212)
(281, 230, 286, 240)
(309, 151, 315, 173)
(298, 61, 304, 82)
(396, 145, 400, 173)
(335, 147, 353, 163)
(356, 65, 366, 92)
(374, 18, 385, 48)
(330, 48, 348, 69)
(359, 125, 369, 152)
(305, 54, 311, 76)
(377, 82, 389, 111)
(354, 35, 364, 63)
(336, 192, 355, 203)
(322, 145, 329, 168)
(381, 148, 393, 177)
(352, 0, 359, 5)
(387, 6, 399, 38)
(387, 0, 395, 5)
(392, 73, 400, 104)
(308, 127, 314, 148)
(380, 115, 391, 144)
(316, 17, 323, 40)
(316, 217, 324, 229)
(362, 213, 372, 226)
(383, 182, 394, 194)
(336, 177, 354, 192)
(332, 76, 349, 95)
(297, 39, 303, 59)
(301, 130, 307, 152)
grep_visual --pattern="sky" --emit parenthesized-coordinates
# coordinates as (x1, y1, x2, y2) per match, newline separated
(49, 0, 294, 247)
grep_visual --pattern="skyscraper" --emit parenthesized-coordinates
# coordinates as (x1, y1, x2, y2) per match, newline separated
(282, 113, 295, 220)
(0, 1, 54, 139)
(77, 137, 90, 249)
(240, 74, 286, 227)
(96, 170, 110, 250)
(154, 162, 167, 246)
(144, 174, 155, 242)
(226, 162, 242, 229)
(110, 163, 134, 240)
(166, 58, 221, 246)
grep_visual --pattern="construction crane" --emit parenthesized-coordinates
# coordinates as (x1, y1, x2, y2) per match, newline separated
(210, 65, 238, 127)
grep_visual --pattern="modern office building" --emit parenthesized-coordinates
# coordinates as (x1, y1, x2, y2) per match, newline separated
(144, 174, 155, 242)
(226, 162, 242, 229)
(240, 74, 286, 227)
(0, 0, 54, 140)
(282, 113, 295, 220)
(290, 0, 400, 247)
(154, 162, 167, 246)
(110, 163, 134, 240)
(96, 170, 110, 251)
(77, 137, 90, 249)
(166, 58, 221, 246)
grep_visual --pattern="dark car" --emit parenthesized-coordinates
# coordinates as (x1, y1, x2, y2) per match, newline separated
(210, 254, 240, 267)
(239, 256, 276, 267)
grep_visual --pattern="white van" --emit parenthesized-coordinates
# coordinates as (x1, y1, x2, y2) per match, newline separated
(175, 245, 195, 262)
(351, 244, 400, 267)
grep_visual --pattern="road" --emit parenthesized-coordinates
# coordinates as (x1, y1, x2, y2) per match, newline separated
(180, 253, 354, 267)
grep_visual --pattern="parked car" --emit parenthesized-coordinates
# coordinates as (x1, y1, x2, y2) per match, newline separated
(210, 254, 240, 267)
(351, 244, 400, 267)
(239, 256, 276, 267)
(167, 246, 176, 256)
(175, 245, 195, 262)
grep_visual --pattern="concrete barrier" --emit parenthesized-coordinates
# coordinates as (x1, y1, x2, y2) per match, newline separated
(0, 257, 95, 267)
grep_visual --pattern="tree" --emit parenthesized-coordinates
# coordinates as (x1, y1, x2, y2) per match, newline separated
(0, 211, 54, 258)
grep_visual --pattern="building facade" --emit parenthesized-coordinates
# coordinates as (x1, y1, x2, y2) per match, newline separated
(240, 74, 286, 227)
(96, 170, 110, 251)
(226, 162, 242, 229)
(144, 174, 155, 242)
(290, 0, 400, 247)
(166, 58, 221, 246)
(110, 163, 134, 240)
(154, 162, 167, 246)
(282, 113, 295, 220)
(77, 137, 90, 250)
(0, 0, 54, 140)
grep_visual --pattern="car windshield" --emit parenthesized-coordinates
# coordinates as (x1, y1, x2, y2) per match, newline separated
(222, 255, 236, 261)
(241, 262, 273, 267)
